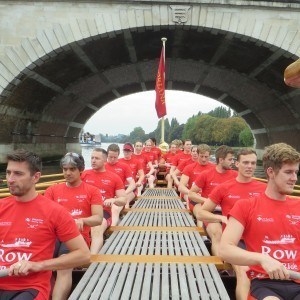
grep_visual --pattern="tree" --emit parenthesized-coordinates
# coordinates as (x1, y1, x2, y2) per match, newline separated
(239, 127, 254, 147)
(208, 106, 231, 118)
(129, 127, 146, 142)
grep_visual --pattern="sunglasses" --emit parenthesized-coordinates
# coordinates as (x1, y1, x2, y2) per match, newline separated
(65, 152, 80, 158)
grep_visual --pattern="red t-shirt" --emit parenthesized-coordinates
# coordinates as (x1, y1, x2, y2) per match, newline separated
(141, 151, 158, 172)
(105, 161, 133, 184)
(0, 195, 80, 299)
(81, 169, 124, 215)
(151, 146, 162, 160)
(44, 182, 103, 245)
(161, 152, 177, 173)
(172, 152, 191, 167)
(119, 157, 143, 180)
(209, 178, 266, 230)
(193, 168, 238, 198)
(182, 162, 215, 189)
(132, 153, 150, 173)
(142, 151, 158, 164)
(229, 194, 300, 282)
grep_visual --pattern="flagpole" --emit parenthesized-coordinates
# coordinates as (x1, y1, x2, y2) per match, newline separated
(161, 37, 167, 143)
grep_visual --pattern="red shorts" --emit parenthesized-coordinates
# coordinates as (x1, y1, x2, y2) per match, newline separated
(104, 210, 112, 227)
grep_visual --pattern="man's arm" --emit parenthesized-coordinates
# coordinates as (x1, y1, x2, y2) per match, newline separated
(9, 235, 90, 276)
(194, 199, 226, 224)
(188, 184, 206, 204)
(136, 169, 145, 187)
(145, 162, 155, 177)
(102, 189, 127, 207)
(219, 217, 290, 280)
(178, 174, 189, 195)
(125, 177, 136, 194)
(171, 168, 181, 186)
(76, 204, 103, 231)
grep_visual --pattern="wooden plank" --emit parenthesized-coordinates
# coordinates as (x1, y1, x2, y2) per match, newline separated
(91, 254, 231, 270)
(106, 226, 205, 235)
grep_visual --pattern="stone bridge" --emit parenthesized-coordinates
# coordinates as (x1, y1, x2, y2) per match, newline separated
(0, 0, 300, 162)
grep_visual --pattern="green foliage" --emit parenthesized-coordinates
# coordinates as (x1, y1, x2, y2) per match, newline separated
(129, 127, 145, 142)
(239, 127, 254, 147)
(208, 106, 231, 118)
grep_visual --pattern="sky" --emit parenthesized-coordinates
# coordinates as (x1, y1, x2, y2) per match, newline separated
(84, 90, 228, 136)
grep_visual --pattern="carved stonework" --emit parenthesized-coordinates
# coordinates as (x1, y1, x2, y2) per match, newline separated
(170, 5, 191, 24)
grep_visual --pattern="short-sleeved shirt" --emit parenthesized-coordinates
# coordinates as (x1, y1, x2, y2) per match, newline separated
(0, 195, 80, 299)
(182, 162, 215, 189)
(229, 194, 300, 282)
(81, 169, 125, 215)
(105, 161, 133, 184)
(193, 168, 238, 198)
(171, 152, 191, 168)
(133, 153, 150, 173)
(209, 178, 266, 230)
(162, 152, 177, 172)
(119, 157, 143, 180)
(44, 181, 103, 245)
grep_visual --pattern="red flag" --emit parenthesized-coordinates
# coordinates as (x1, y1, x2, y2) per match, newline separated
(155, 48, 166, 118)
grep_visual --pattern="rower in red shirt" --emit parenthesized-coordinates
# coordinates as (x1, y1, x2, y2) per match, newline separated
(195, 148, 266, 300)
(45, 152, 103, 299)
(81, 148, 127, 253)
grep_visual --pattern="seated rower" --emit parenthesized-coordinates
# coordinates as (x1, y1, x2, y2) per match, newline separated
(105, 144, 136, 221)
(188, 145, 237, 256)
(45, 152, 103, 300)
(81, 148, 127, 253)
(178, 144, 214, 206)
(220, 143, 300, 300)
(194, 148, 266, 300)
(119, 142, 145, 198)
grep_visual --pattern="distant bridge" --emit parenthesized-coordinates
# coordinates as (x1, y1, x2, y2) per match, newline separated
(0, 0, 299, 161)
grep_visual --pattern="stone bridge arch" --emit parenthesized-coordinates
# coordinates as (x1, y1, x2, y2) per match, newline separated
(0, 0, 300, 161)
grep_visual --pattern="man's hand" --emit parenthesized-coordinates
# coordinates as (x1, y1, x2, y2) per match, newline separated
(75, 219, 84, 231)
(260, 256, 290, 280)
(103, 198, 115, 207)
(9, 260, 43, 276)
(220, 215, 228, 224)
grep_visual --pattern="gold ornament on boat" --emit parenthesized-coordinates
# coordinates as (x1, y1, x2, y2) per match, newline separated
(159, 141, 169, 154)
(284, 58, 300, 88)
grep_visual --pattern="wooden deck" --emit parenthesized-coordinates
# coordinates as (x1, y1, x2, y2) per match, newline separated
(69, 188, 231, 300)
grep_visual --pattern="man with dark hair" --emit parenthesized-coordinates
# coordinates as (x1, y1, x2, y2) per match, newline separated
(195, 148, 266, 300)
(220, 143, 300, 300)
(45, 152, 103, 300)
(81, 148, 127, 252)
(0, 149, 90, 300)
(188, 145, 237, 256)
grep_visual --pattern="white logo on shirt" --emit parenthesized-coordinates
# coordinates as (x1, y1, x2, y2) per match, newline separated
(25, 217, 44, 229)
(263, 234, 295, 245)
(257, 215, 274, 222)
(71, 209, 82, 217)
(0, 238, 32, 248)
(286, 214, 300, 225)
